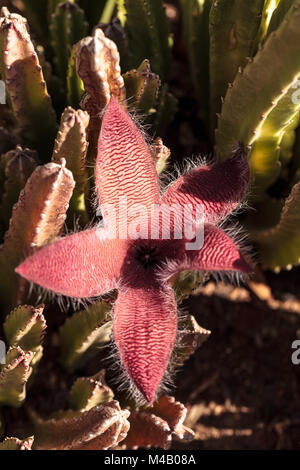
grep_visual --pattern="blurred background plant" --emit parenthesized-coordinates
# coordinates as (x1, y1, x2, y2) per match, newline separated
(0, 0, 299, 450)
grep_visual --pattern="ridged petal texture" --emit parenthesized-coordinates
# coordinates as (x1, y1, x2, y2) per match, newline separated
(16, 230, 128, 298)
(113, 283, 177, 403)
(161, 145, 249, 223)
(161, 225, 251, 278)
(96, 97, 160, 235)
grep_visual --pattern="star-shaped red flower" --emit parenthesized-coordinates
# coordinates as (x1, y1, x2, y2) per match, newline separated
(16, 98, 251, 403)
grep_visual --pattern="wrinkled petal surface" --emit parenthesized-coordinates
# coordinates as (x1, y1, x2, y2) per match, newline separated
(16, 229, 128, 298)
(96, 97, 160, 236)
(160, 224, 251, 278)
(160, 146, 249, 224)
(113, 282, 177, 403)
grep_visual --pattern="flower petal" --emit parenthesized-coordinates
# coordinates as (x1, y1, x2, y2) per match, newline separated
(160, 145, 249, 223)
(160, 224, 251, 277)
(96, 97, 160, 235)
(113, 283, 177, 404)
(15, 229, 128, 298)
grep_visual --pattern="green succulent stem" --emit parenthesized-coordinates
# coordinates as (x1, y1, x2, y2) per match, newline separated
(216, 1, 300, 161)
(209, 0, 265, 132)
(180, 0, 212, 119)
(0, 160, 74, 312)
(100, 0, 117, 23)
(248, 182, 300, 270)
(122, 0, 171, 81)
(50, 1, 88, 86)
(0, 8, 58, 162)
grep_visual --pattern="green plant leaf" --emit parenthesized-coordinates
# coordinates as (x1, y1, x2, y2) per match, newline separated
(0, 435, 34, 450)
(249, 181, 300, 270)
(59, 300, 112, 370)
(70, 371, 114, 411)
(252, 0, 280, 48)
(123, 59, 161, 114)
(0, 346, 34, 407)
(263, 0, 296, 39)
(4, 304, 46, 360)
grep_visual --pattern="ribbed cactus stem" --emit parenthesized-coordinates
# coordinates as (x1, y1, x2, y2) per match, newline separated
(121, 0, 171, 81)
(0, 8, 57, 161)
(52, 107, 89, 225)
(0, 346, 34, 407)
(75, 28, 126, 168)
(250, 181, 300, 270)
(31, 401, 130, 450)
(209, 0, 265, 132)
(0, 160, 74, 311)
(0, 146, 38, 234)
(248, 74, 300, 200)
(50, 1, 88, 84)
(216, 1, 300, 160)
(67, 45, 84, 108)
(123, 59, 161, 114)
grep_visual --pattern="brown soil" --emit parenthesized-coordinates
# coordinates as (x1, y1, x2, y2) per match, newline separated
(172, 269, 300, 450)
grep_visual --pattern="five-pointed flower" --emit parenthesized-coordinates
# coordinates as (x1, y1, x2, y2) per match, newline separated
(16, 98, 251, 403)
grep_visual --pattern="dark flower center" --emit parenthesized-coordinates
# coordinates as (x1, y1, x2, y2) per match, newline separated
(135, 244, 161, 269)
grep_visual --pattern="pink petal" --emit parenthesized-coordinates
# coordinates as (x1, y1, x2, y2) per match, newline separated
(160, 146, 249, 223)
(15, 229, 128, 298)
(113, 283, 177, 403)
(96, 97, 160, 236)
(161, 224, 251, 277)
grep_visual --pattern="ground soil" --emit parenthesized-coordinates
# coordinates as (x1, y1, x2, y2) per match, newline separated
(172, 269, 300, 450)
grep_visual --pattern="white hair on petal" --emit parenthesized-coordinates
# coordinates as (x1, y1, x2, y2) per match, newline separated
(86, 100, 156, 217)
(96, 296, 210, 406)
(159, 152, 215, 196)
(101, 290, 191, 407)
(102, 334, 149, 407)
(23, 272, 120, 314)
(156, 217, 254, 288)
